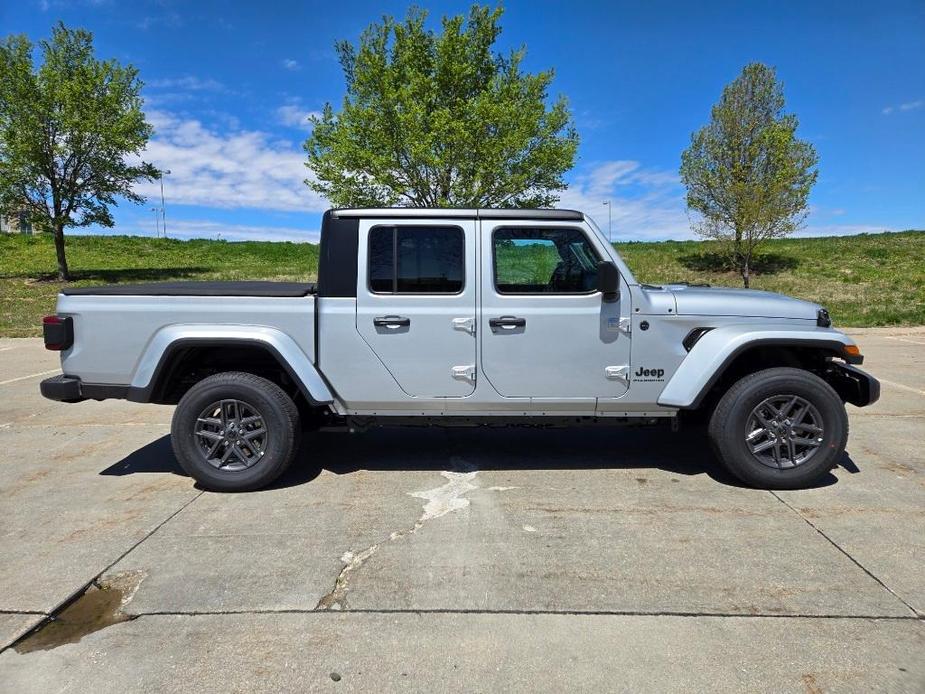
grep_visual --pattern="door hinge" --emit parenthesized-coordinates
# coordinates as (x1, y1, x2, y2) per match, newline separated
(607, 317, 631, 334)
(452, 316, 476, 335)
(605, 365, 630, 383)
(452, 364, 476, 383)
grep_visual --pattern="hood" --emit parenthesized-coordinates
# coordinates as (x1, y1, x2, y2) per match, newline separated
(667, 285, 821, 320)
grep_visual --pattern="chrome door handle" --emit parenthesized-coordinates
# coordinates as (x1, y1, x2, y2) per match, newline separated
(373, 315, 411, 328)
(489, 315, 526, 329)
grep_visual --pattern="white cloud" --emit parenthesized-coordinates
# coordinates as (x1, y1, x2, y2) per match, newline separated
(882, 99, 922, 115)
(575, 160, 643, 195)
(38, 0, 110, 10)
(559, 160, 690, 241)
(559, 160, 892, 242)
(136, 109, 327, 213)
(276, 105, 322, 130)
(281, 58, 301, 71)
(147, 76, 228, 93)
(136, 11, 183, 30)
(118, 111, 898, 243)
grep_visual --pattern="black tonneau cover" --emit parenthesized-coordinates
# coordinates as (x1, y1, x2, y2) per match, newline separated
(61, 281, 316, 297)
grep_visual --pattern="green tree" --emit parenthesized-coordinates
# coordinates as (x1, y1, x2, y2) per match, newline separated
(680, 63, 818, 287)
(0, 23, 157, 280)
(305, 5, 578, 208)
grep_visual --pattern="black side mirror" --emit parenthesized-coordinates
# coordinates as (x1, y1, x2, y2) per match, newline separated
(597, 261, 620, 303)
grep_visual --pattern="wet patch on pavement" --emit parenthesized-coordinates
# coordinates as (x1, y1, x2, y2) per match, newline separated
(14, 571, 145, 653)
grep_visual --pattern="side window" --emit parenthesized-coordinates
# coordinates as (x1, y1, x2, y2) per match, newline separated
(368, 226, 464, 294)
(368, 227, 394, 293)
(493, 227, 601, 294)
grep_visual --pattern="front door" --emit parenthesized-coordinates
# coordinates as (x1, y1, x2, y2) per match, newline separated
(479, 222, 631, 399)
(356, 219, 477, 398)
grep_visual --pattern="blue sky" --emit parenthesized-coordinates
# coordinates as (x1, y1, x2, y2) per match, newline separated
(4, 0, 924, 242)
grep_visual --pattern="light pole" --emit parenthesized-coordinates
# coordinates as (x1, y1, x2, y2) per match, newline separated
(159, 169, 171, 237)
(602, 200, 612, 243)
(151, 207, 161, 237)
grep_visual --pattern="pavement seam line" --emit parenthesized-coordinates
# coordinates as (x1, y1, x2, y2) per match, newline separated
(5, 422, 166, 430)
(877, 378, 925, 397)
(852, 414, 925, 419)
(123, 609, 923, 621)
(884, 335, 925, 346)
(769, 490, 921, 619)
(0, 489, 205, 655)
(0, 369, 60, 387)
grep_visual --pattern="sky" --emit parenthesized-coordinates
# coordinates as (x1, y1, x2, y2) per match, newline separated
(2, 0, 924, 243)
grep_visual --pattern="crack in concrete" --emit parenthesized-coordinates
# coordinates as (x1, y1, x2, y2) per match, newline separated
(316, 461, 512, 611)
(769, 491, 921, 618)
(315, 543, 385, 611)
(409, 469, 479, 522)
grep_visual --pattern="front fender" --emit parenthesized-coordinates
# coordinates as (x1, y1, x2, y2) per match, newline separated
(127, 324, 334, 404)
(657, 325, 858, 409)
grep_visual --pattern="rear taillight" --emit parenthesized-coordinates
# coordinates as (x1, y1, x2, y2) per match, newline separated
(43, 315, 73, 351)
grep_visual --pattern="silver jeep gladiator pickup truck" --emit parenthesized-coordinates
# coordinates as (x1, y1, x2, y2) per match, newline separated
(40, 208, 879, 492)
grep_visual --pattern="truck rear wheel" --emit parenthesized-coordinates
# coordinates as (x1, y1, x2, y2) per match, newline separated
(171, 372, 300, 492)
(708, 367, 848, 489)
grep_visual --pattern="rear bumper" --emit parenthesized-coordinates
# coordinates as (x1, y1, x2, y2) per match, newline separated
(826, 363, 880, 407)
(40, 375, 128, 403)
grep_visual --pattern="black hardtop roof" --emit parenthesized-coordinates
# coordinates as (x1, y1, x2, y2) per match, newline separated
(329, 207, 584, 221)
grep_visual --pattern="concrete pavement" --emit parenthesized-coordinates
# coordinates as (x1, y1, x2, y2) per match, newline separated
(0, 329, 922, 692)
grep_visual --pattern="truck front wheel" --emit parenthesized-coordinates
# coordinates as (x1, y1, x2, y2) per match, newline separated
(171, 372, 300, 492)
(708, 367, 849, 489)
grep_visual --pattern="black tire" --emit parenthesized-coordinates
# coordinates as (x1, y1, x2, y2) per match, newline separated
(171, 372, 300, 492)
(708, 367, 848, 489)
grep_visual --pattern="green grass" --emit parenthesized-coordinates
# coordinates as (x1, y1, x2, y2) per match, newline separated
(495, 242, 563, 285)
(1, 230, 923, 337)
(615, 231, 925, 327)
(0, 235, 319, 337)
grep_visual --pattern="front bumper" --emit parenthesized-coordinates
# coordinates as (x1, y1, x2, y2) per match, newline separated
(40, 375, 128, 403)
(826, 363, 880, 407)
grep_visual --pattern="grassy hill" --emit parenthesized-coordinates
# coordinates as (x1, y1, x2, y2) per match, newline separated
(1, 230, 922, 337)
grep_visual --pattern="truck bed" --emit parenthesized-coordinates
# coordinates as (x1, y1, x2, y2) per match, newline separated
(61, 281, 316, 297)
(55, 284, 317, 387)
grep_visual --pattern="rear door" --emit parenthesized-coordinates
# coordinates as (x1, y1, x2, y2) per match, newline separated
(479, 221, 631, 399)
(356, 218, 477, 398)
